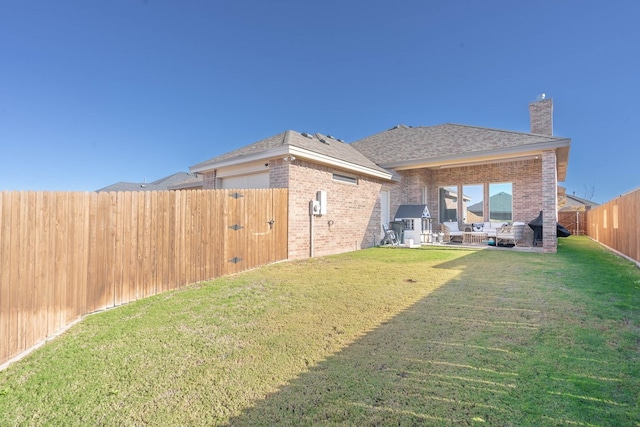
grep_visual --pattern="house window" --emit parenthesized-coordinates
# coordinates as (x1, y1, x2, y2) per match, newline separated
(439, 186, 458, 223)
(332, 173, 357, 185)
(489, 182, 513, 221)
(463, 184, 483, 223)
(403, 219, 415, 230)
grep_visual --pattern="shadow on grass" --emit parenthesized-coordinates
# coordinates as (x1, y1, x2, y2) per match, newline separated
(226, 242, 638, 426)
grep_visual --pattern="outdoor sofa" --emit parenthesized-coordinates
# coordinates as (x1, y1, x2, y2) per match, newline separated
(442, 221, 524, 245)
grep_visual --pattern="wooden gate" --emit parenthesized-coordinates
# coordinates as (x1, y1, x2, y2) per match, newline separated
(222, 189, 288, 275)
(558, 211, 587, 236)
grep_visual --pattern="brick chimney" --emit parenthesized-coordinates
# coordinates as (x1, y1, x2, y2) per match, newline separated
(529, 95, 553, 135)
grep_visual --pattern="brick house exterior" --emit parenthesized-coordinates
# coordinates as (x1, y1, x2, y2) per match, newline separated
(191, 98, 570, 257)
(191, 131, 391, 260)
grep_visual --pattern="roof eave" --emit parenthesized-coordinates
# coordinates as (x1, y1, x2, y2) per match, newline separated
(382, 138, 571, 174)
(191, 146, 393, 181)
(190, 146, 290, 173)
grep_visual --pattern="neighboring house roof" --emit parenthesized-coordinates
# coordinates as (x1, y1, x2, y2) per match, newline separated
(560, 193, 600, 211)
(468, 191, 513, 215)
(97, 172, 203, 192)
(190, 130, 392, 180)
(351, 123, 570, 180)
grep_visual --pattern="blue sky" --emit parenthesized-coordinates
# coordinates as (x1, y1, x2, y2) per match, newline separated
(1, 1, 638, 203)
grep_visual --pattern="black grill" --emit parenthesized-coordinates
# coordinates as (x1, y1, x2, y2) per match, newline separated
(528, 211, 571, 246)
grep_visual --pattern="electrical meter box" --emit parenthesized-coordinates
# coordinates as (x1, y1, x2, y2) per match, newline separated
(309, 200, 321, 216)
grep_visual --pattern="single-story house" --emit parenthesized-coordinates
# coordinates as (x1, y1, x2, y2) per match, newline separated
(467, 191, 513, 221)
(98, 172, 203, 192)
(190, 97, 570, 257)
(559, 192, 599, 212)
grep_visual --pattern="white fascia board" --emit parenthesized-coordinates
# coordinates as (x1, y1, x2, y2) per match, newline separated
(286, 146, 392, 180)
(190, 146, 290, 174)
(384, 138, 571, 170)
(191, 146, 393, 180)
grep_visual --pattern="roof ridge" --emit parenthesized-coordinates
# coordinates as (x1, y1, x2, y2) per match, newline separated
(357, 122, 566, 140)
(441, 122, 567, 139)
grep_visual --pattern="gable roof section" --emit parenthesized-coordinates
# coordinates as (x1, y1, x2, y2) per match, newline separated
(565, 194, 599, 207)
(560, 193, 600, 211)
(468, 191, 513, 215)
(190, 130, 392, 180)
(351, 124, 571, 180)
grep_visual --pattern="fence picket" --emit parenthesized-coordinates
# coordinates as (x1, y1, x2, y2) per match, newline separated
(0, 192, 8, 363)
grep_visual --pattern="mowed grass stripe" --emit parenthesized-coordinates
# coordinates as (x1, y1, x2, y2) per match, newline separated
(0, 237, 638, 426)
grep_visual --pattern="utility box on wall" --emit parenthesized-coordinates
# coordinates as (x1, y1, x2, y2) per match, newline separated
(316, 190, 327, 215)
(309, 200, 321, 216)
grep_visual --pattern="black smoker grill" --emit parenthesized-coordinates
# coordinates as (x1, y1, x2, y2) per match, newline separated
(528, 211, 571, 246)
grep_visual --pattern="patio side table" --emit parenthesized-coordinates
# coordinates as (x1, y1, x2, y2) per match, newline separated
(462, 232, 488, 245)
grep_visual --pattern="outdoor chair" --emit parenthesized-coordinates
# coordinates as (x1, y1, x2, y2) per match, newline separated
(441, 221, 463, 243)
(381, 224, 400, 246)
(496, 222, 525, 246)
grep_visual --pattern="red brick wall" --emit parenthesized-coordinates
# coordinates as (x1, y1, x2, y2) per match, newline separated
(541, 150, 558, 252)
(388, 158, 544, 245)
(202, 154, 557, 255)
(269, 158, 288, 188)
(203, 171, 216, 189)
(286, 160, 383, 259)
(529, 98, 553, 135)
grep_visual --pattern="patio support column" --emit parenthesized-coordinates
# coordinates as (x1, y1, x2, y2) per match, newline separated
(541, 150, 558, 253)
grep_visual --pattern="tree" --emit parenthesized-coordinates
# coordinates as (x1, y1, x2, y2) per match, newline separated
(582, 184, 595, 201)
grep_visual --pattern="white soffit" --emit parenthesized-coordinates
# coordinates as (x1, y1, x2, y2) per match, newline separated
(215, 160, 270, 178)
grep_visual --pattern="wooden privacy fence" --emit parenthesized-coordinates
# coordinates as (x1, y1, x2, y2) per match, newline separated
(0, 188, 288, 367)
(586, 187, 640, 265)
(558, 211, 587, 236)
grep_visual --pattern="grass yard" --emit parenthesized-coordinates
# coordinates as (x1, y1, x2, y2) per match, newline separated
(0, 236, 639, 426)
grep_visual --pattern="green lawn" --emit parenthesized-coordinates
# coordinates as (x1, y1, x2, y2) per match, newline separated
(1, 237, 638, 426)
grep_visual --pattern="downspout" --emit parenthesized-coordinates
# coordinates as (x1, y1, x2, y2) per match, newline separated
(309, 201, 314, 257)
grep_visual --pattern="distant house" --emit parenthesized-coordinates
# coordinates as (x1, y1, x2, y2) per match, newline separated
(97, 172, 203, 192)
(467, 191, 513, 221)
(189, 97, 570, 256)
(559, 193, 599, 212)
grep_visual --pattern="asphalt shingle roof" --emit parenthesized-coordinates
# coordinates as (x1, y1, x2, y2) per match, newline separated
(97, 172, 202, 192)
(191, 130, 389, 175)
(351, 123, 568, 166)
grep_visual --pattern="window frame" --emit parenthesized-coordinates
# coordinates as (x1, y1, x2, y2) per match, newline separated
(488, 182, 513, 222)
(332, 172, 358, 185)
(438, 185, 459, 223)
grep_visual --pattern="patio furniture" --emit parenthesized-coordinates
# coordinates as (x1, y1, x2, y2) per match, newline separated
(472, 221, 508, 240)
(463, 232, 488, 245)
(496, 222, 526, 246)
(442, 221, 463, 243)
(381, 224, 400, 246)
